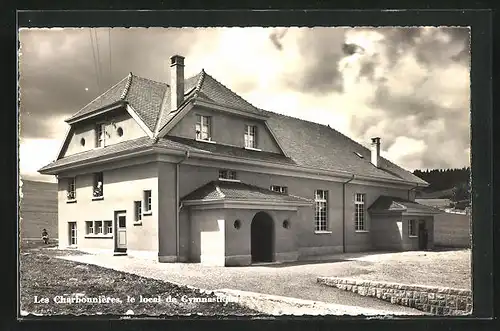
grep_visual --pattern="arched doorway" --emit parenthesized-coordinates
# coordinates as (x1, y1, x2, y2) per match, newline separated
(251, 211, 274, 263)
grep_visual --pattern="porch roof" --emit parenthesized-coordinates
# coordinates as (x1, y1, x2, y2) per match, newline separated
(368, 195, 442, 215)
(181, 180, 313, 206)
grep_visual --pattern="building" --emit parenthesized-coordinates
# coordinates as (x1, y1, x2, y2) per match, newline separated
(415, 198, 452, 210)
(38, 55, 441, 266)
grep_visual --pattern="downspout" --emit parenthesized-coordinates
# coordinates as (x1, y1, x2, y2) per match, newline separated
(175, 150, 190, 261)
(342, 174, 355, 253)
(408, 183, 420, 201)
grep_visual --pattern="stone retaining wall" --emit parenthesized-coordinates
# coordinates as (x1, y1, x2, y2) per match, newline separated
(317, 277, 472, 316)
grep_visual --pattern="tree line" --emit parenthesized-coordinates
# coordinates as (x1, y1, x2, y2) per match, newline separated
(413, 167, 471, 203)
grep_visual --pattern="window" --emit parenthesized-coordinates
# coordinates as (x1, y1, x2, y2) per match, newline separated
(68, 222, 77, 246)
(219, 169, 237, 180)
(96, 123, 106, 147)
(409, 219, 417, 237)
(244, 124, 257, 148)
(195, 115, 211, 141)
(314, 190, 328, 232)
(93, 172, 104, 198)
(134, 201, 142, 222)
(355, 193, 366, 231)
(270, 185, 288, 194)
(86, 220, 113, 236)
(143, 190, 152, 214)
(95, 221, 103, 234)
(105, 221, 113, 234)
(86, 221, 94, 235)
(67, 177, 76, 200)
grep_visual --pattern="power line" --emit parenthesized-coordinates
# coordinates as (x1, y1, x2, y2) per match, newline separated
(108, 28, 112, 85)
(94, 29, 104, 91)
(89, 29, 101, 92)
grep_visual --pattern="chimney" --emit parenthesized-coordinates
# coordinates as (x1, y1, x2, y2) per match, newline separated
(170, 55, 185, 111)
(371, 137, 381, 167)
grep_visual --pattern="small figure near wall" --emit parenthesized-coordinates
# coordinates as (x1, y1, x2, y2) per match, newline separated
(41, 228, 49, 244)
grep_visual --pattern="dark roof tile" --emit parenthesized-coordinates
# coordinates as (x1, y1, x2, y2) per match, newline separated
(125, 75, 168, 131)
(38, 136, 153, 172)
(368, 195, 442, 213)
(263, 111, 428, 185)
(54, 69, 428, 186)
(157, 136, 295, 164)
(198, 72, 263, 115)
(65, 75, 130, 122)
(181, 180, 312, 204)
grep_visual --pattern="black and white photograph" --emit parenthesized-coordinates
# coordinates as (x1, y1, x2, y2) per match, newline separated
(18, 26, 472, 317)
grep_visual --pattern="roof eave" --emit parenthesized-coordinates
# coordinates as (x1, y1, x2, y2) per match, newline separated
(152, 144, 421, 188)
(182, 198, 312, 207)
(369, 208, 406, 214)
(37, 145, 156, 175)
(402, 208, 443, 216)
(65, 101, 127, 125)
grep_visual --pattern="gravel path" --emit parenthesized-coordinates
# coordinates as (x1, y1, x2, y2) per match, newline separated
(58, 253, 424, 315)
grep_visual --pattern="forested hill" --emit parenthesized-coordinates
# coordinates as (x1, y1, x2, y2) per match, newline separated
(412, 167, 470, 201)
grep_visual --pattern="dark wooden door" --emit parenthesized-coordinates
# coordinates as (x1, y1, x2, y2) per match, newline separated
(251, 212, 274, 263)
(418, 221, 428, 250)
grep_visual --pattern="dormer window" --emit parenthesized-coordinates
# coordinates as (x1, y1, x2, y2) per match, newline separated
(219, 169, 237, 181)
(270, 185, 288, 194)
(244, 124, 257, 149)
(96, 123, 106, 147)
(195, 115, 211, 141)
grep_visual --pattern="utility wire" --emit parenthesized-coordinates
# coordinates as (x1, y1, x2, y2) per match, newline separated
(94, 29, 104, 92)
(108, 28, 113, 85)
(89, 29, 101, 92)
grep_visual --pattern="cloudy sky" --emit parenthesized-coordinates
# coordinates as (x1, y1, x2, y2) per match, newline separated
(18, 27, 470, 183)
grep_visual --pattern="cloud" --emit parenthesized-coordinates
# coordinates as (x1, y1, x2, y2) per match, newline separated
(18, 27, 471, 177)
(282, 27, 347, 95)
(18, 28, 218, 139)
(338, 27, 470, 170)
(19, 138, 61, 182)
(269, 28, 289, 51)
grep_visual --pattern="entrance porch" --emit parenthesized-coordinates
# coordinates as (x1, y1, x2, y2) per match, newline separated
(368, 195, 442, 251)
(180, 180, 312, 266)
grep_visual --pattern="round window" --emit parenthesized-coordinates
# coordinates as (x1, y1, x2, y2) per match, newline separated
(234, 220, 241, 230)
(80, 138, 86, 146)
(117, 127, 124, 137)
(283, 220, 290, 229)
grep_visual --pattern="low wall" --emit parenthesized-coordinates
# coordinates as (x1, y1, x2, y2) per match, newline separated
(317, 277, 472, 316)
(433, 213, 471, 248)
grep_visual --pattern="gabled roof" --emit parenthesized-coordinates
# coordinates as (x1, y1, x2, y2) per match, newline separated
(65, 73, 169, 132)
(181, 180, 312, 204)
(51, 67, 429, 186)
(368, 196, 442, 214)
(195, 71, 262, 114)
(155, 70, 264, 133)
(262, 111, 428, 185)
(65, 69, 263, 137)
(65, 75, 131, 122)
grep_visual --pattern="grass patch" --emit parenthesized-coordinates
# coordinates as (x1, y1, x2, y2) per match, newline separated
(20, 247, 259, 316)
